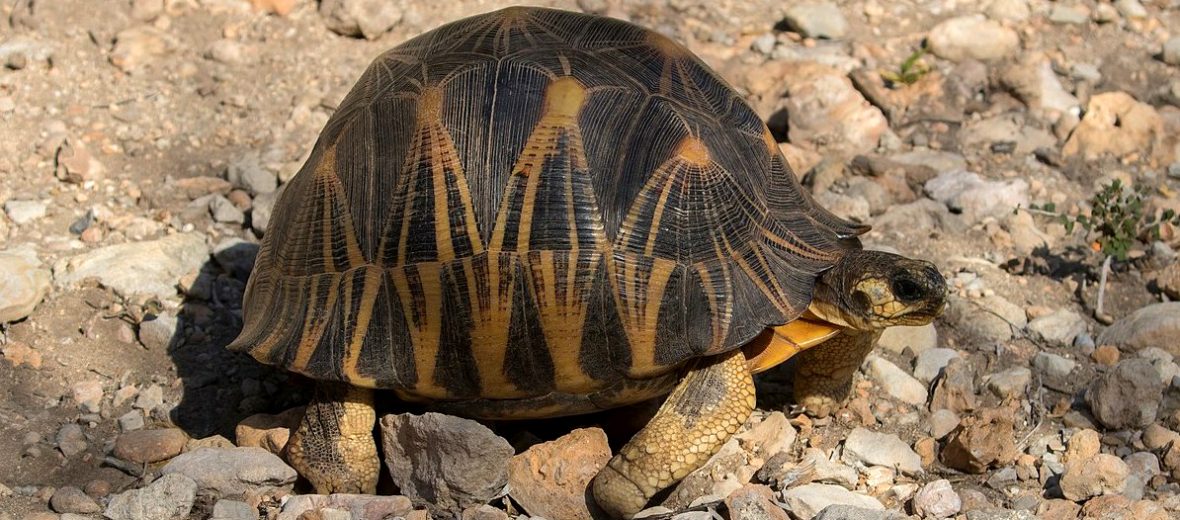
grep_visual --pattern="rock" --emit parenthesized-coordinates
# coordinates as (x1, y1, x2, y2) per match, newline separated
(960, 115, 1056, 157)
(209, 195, 245, 224)
(781, 484, 884, 520)
(235, 407, 302, 457)
(865, 356, 927, 406)
(725, 484, 789, 520)
(1144, 424, 1180, 452)
(109, 26, 171, 73)
(1049, 4, 1089, 25)
(1, 341, 42, 369)
(211, 499, 256, 520)
(135, 384, 165, 413)
(1115, 0, 1147, 18)
(161, 447, 297, 497)
(927, 15, 1019, 62)
(118, 410, 145, 432)
(783, 3, 847, 39)
(185, 435, 235, 452)
(114, 429, 188, 464)
(985, 0, 1029, 21)
(998, 55, 1080, 117)
(985, 367, 1031, 400)
(50, 486, 100, 514)
(945, 294, 1025, 342)
(103, 474, 197, 520)
(1159, 262, 1180, 300)
(212, 238, 259, 281)
(319, 0, 402, 39)
(1033, 352, 1077, 380)
(57, 424, 88, 457)
(1091, 345, 1120, 366)
(1059, 454, 1128, 501)
(1028, 310, 1087, 346)
(0, 247, 50, 323)
(814, 191, 870, 224)
(72, 379, 103, 413)
(247, 0, 296, 16)
(876, 324, 937, 354)
(841, 428, 921, 475)
(250, 188, 281, 236)
(131, 0, 164, 21)
(811, 505, 902, 520)
(1038, 499, 1082, 519)
(462, 504, 509, 520)
(913, 348, 960, 384)
(924, 170, 1029, 224)
(380, 413, 513, 512)
(779, 61, 889, 156)
(941, 408, 1017, 473)
(54, 136, 106, 184)
(207, 39, 244, 65)
(872, 199, 962, 237)
(52, 233, 209, 300)
(929, 410, 960, 440)
(138, 314, 178, 350)
(226, 153, 277, 196)
(1063, 92, 1165, 162)
(277, 494, 413, 520)
(4, 199, 46, 225)
(912, 479, 960, 519)
(1085, 359, 1165, 429)
(1097, 303, 1180, 357)
(507, 428, 610, 520)
(930, 357, 977, 414)
(1163, 38, 1180, 67)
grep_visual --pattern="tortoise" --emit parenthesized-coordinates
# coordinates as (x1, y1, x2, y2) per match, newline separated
(228, 6, 947, 517)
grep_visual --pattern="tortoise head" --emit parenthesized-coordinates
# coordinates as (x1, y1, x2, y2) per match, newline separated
(809, 249, 948, 331)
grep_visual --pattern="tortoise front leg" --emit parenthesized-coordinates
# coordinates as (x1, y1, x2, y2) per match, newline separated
(287, 382, 380, 493)
(591, 348, 754, 518)
(792, 329, 880, 418)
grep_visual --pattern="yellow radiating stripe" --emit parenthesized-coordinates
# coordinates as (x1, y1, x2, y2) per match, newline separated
(342, 266, 381, 387)
(391, 263, 445, 398)
(291, 275, 337, 371)
(467, 255, 520, 397)
(429, 125, 456, 262)
(643, 163, 679, 256)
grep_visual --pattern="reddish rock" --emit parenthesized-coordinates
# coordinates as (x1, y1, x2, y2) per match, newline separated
(235, 407, 303, 457)
(1060, 454, 1128, 501)
(725, 484, 789, 520)
(1080, 494, 1170, 520)
(1037, 499, 1081, 520)
(940, 407, 1017, 473)
(1091, 345, 1120, 366)
(507, 428, 610, 520)
(248, 0, 296, 16)
(113, 428, 188, 464)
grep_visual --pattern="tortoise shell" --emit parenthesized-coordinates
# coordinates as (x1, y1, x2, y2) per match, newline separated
(228, 6, 864, 408)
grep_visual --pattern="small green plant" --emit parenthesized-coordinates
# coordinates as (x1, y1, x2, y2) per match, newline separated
(1024, 179, 1179, 322)
(881, 47, 929, 87)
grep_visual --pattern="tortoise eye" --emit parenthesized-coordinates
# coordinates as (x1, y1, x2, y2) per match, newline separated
(892, 277, 923, 301)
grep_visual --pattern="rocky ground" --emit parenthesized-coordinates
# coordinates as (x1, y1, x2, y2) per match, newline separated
(2, 0, 1180, 519)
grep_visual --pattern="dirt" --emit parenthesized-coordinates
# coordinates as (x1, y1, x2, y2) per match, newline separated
(2, 0, 1179, 519)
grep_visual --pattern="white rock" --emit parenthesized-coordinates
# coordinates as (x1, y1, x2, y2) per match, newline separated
(780, 61, 889, 156)
(866, 356, 928, 406)
(876, 324, 937, 354)
(782, 484, 884, 520)
(1163, 38, 1180, 67)
(924, 169, 1029, 224)
(911, 479, 961, 519)
(0, 246, 50, 323)
(841, 428, 922, 475)
(52, 232, 209, 300)
(72, 379, 104, 413)
(3, 199, 47, 225)
(104, 474, 197, 520)
(985, 367, 1032, 399)
(1033, 352, 1077, 379)
(319, 0, 402, 40)
(1027, 309, 1087, 346)
(913, 348, 960, 384)
(784, 3, 848, 39)
(815, 190, 870, 224)
(985, 0, 1030, 21)
(927, 15, 1019, 62)
(928, 409, 960, 439)
(1115, 0, 1147, 19)
(801, 448, 858, 489)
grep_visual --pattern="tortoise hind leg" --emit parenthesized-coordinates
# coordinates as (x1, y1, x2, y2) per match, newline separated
(287, 382, 380, 494)
(792, 329, 880, 418)
(592, 348, 754, 518)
